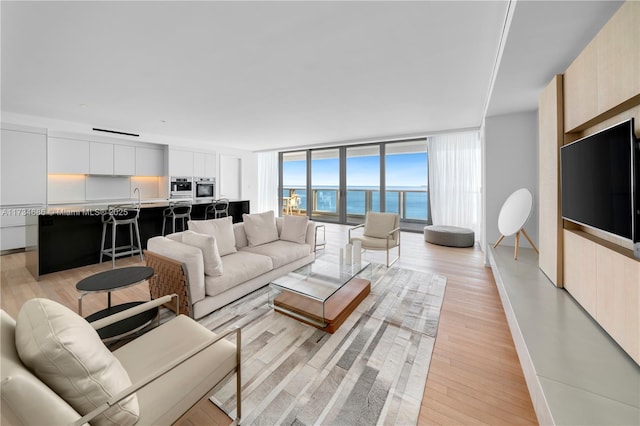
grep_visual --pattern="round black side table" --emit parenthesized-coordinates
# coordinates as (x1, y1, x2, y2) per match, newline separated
(76, 266, 155, 341)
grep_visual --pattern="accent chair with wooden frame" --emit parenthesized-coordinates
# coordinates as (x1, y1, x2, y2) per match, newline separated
(349, 211, 401, 267)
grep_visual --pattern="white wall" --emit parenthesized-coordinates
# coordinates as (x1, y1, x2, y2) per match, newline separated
(483, 110, 539, 258)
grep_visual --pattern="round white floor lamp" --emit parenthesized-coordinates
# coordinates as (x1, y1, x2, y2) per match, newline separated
(493, 188, 539, 260)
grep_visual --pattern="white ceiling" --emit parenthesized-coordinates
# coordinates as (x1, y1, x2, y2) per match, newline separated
(0, 1, 622, 152)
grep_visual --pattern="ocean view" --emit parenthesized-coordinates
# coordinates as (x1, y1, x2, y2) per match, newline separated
(283, 185, 429, 220)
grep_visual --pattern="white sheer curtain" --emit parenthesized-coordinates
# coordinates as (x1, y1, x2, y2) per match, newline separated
(428, 131, 482, 241)
(257, 151, 279, 213)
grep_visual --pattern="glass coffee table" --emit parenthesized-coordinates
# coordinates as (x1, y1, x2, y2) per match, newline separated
(269, 259, 371, 333)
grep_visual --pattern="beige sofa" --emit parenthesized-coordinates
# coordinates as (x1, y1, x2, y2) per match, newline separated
(146, 214, 316, 320)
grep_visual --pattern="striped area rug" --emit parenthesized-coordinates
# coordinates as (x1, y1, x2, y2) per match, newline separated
(201, 265, 447, 426)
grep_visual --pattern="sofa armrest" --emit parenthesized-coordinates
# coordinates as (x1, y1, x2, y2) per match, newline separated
(305, 221, 316, 249)
(145, 251, 193, 318)
(72, 326, 242, 426)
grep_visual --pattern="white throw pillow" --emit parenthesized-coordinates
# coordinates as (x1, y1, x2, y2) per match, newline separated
(182, 230, 223, 277)
(188, 216, 237, 256)
(364, 213, 398, 239)
(242, 211, 279, 247)
(280, 215, 309, 244)
(15, 298, 139, 426)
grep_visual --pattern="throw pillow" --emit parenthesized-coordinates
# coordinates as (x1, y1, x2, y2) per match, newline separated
(15, 298, 139, 426)
(188, 216, 237, 256)
(182, 230, 223, 277)
(280, 215, 309, 244)
(242, 211, 279, 247)
(364, 213, 398, 239)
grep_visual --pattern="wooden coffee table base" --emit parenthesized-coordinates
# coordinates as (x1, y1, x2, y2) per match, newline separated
(273, 277, 371, 333)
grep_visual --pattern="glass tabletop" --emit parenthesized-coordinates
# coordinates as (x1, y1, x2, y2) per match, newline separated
(270, 258, 370, 302)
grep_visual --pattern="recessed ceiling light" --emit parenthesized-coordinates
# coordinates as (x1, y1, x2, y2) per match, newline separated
(160, 120, 167, 123)
(79, 103, 88, 108)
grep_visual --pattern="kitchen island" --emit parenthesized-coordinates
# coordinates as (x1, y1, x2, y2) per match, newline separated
(32, 199, 250, 277)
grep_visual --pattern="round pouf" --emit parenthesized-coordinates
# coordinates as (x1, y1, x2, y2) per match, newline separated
(424, 225, 475, 248)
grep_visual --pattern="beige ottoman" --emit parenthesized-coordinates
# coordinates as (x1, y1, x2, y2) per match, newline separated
(424, 225, 475, 248)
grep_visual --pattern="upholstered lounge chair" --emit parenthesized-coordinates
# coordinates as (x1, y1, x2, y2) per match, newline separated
(0, 295, 241, 425)
(349, 212, 401, 267)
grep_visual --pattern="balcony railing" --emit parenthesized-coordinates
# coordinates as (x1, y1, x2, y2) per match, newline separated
(282, 186, 430, 223)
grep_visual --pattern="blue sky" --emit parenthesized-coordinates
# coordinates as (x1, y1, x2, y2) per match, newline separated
(283, 153, 427, 187)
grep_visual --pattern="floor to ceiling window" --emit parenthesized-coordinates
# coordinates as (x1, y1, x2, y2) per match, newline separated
(346, 145, 380, 224)
(279, 131, 480, 236)
(281, 151, 307, 215)
(311, 149, 340, 222)
(385, 140, 429, 223)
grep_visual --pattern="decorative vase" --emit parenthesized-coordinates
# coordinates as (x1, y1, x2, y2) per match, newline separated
(345, 243, 352, 265)
(353, 240, 362, 264)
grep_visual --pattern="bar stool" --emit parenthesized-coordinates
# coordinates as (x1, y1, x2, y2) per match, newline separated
(212, 198, 229, 219)
(100, 204, 143, 269)
(162, 201, 192, 235)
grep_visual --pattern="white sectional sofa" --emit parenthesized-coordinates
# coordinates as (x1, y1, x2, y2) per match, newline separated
(146, 212, 316, 319)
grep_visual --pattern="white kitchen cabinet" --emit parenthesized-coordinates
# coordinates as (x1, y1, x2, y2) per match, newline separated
(169, 149, 194, 177)
(193, 152, 216, 177)
(193, 152, 206, 177)
(135, 146, 164, 176)
(89, 142, 114, 175)
(49, 137, 90, 174)
(193, 152, 216, 178)
(114, 145, 135, 175)
(205, 152, 216, 177)
(1, 126, 47, 206)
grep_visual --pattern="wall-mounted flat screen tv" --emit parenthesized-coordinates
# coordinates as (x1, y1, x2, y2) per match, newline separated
(561, 118, 638, 242)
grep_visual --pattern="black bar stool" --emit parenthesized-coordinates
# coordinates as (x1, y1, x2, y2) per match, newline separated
(162, 201, 192, 235)
(100, 204, 143, 269)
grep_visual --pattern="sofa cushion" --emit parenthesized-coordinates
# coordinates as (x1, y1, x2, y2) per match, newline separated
(280, 215, 309, 244)
(205, 251, 273, 297)
(182, 231, 223, 277)
(113, 315, 237, 425)
(147, 236, 206, 304)
(242, 211, 278, 247)
(241, 240, 312, 269)
(188, 217, 237, 256)
(14, 298, 139, 426)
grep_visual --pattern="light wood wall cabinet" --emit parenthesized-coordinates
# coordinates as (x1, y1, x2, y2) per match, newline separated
(538, 75, 564, 287)
(564, 2, 640, 131)
(564, 230, 640, 363)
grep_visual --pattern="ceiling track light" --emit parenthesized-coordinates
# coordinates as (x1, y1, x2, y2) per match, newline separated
(92, 128, 140, 137)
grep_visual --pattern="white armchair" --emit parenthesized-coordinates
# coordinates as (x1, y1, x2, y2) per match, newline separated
(349, 212, 401, 267)
(1, 295, 241, 426)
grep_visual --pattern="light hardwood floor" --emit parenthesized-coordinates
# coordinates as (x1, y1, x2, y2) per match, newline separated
(0, 224, 537, 425)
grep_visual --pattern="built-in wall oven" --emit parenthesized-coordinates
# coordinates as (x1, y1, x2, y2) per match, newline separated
(170, 177, 193, 199)
(195, 177, 215, 199)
